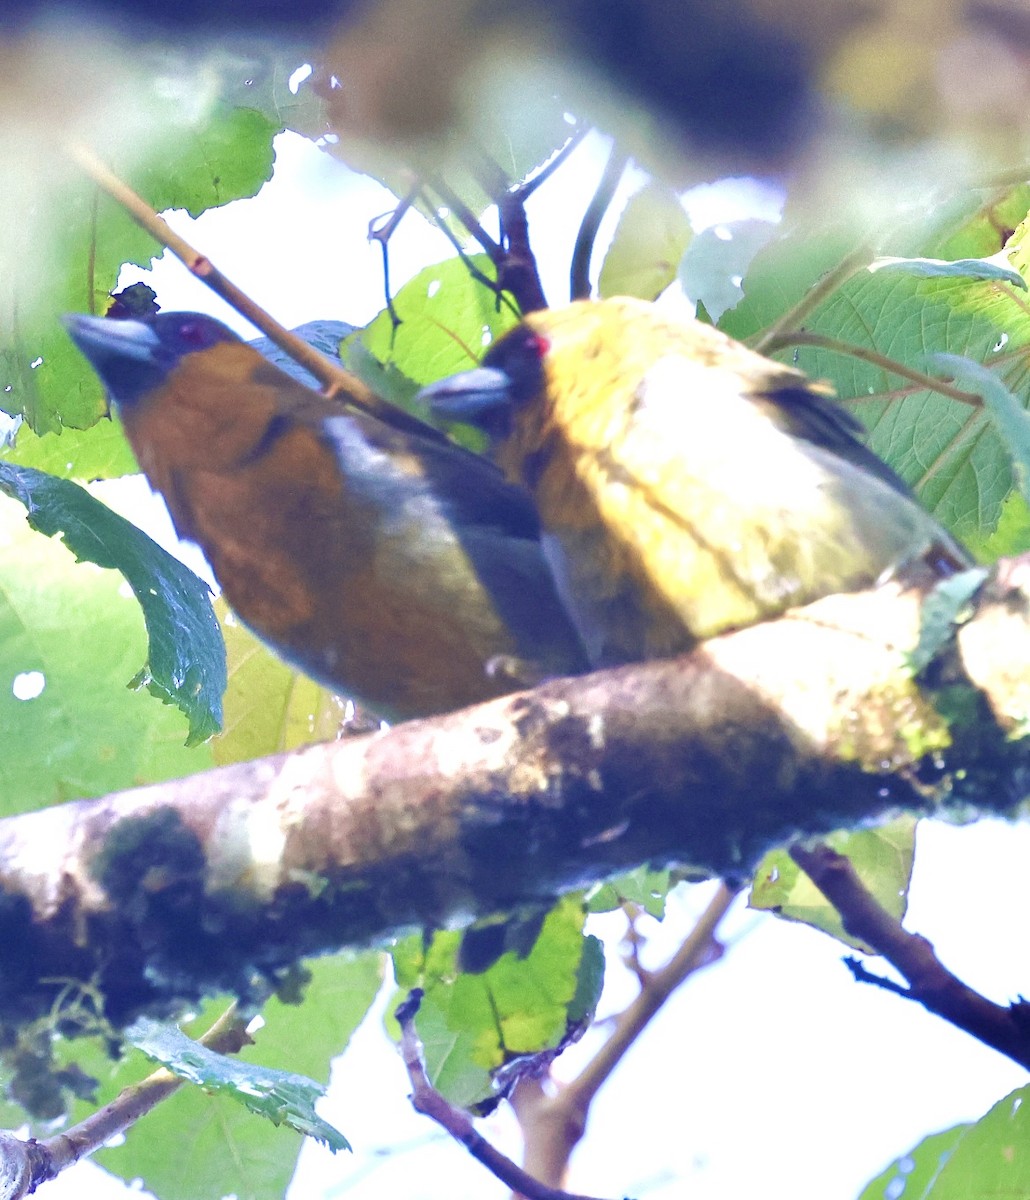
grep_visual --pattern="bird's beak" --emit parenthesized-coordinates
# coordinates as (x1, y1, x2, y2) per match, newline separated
(419, 366, 514, 438)
(63, 315, 164, 406)
(63, 314, 161, 370)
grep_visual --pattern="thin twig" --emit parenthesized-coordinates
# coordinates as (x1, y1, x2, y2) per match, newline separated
(395, 992, 611, 1200)
(511, 883, 738, 1190)
(759, 329, 983, 408)
(565, 882, 737, 1111)
(843, 956, 910, 996)
(790, 841, 1030, 1069)
(516, 127, 589, 203)
(570, 144, 629, 301)
(25, 1004, 250, 1194)
(418, 185, 521, 319)
(498, 188, 548, 313)
(368, 185, 419, 334)
(427, 176, 501, 258)
(64, 141, 422, 431)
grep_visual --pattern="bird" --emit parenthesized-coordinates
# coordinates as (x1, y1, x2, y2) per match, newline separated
(421, 296, 971, 667)
(63, 311, 589, 722)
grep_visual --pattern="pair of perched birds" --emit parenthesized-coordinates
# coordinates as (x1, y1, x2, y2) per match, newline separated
(65, 296, 967, 722)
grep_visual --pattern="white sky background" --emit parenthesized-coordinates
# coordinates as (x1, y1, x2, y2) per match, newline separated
(52, 131, 1030, 1200)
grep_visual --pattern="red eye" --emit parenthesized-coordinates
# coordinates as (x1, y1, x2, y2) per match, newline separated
(527, 332, 550, 359)
(179, 322, 207, 346)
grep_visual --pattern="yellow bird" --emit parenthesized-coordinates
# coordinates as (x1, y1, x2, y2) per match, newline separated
(422, 296, 970, 666)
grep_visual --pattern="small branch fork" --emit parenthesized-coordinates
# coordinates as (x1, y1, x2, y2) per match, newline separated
(512, 882, 737, 1189)
(0, 1005, 250, 1200)
(790, 841, 1030, 1070)
(395, 991, 609, 1200)
(402, 127, 589, 315)
(395, 883, 738, 1197)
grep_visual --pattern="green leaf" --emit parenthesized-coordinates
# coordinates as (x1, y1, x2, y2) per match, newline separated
(721, 194, 1030, 545)
(972, 490, 1030, 561)
(868, 255, 1027, 289)
(59, 953, 383, 1200)
(0, 464, 224, 745)
(934, 354, 1030, 505)
(353, 255, 521, 392)
(213, 600, 348, 766)
(391, 895, 603, 1108)
(332, 76, 576, 222)
(3, 70, 278, 436)
(0, 493, 213, 810)
(135, 104, 278, 218)
(339, 339, 424, 414)
(750, 817, 917, 950)
(586, 866, 673, 918)
(910, 568, 987, 674)
(127, 1017, 349, 1152)
(2, 418, 139, 480)
(860, 1086, 1030, 1200)
(678, 218, 778, 322)
(598, 182, 692, 301)
(858, 1123, 969, 1199)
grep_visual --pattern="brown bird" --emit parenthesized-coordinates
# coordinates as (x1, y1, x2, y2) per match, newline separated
(63, 312, 589, 721)
(422, 296, 970, 666)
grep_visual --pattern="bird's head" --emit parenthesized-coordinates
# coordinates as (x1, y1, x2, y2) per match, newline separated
(63, 312, 241, 408)
(420, 297, 689, 482)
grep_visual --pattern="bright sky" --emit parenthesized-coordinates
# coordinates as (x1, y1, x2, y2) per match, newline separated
(52, 129, 1030, 1200)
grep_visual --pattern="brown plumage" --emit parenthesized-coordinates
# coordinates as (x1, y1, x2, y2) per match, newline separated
(65, 312, 589, 720)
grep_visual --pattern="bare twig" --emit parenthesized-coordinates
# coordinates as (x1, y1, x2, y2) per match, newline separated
(429, 135, 594, 314)
(368, 185, 420, 334)
(512, 882, 738, 1188)
(395, 992, 611, 1200)
(570, 144, 629, 301)
(843, 956, 910, 997)
(497, 187, 548, 313)
(427, 175, 502, 259)
(790, 841, 1030, 1069)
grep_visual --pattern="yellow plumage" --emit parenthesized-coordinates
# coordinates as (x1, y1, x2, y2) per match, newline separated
(425, 297, 969, 665)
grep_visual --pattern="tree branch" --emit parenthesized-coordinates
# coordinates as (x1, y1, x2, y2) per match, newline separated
(790, 841, 1030, 1069)
(757, 329, 982, 408)
(0, 562, 1026, 1034)
(513, 882, 737, 1187)
(569, 143, 629, 301)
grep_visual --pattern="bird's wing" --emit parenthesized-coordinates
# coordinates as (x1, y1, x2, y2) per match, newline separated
(752, 383, 919, 500)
